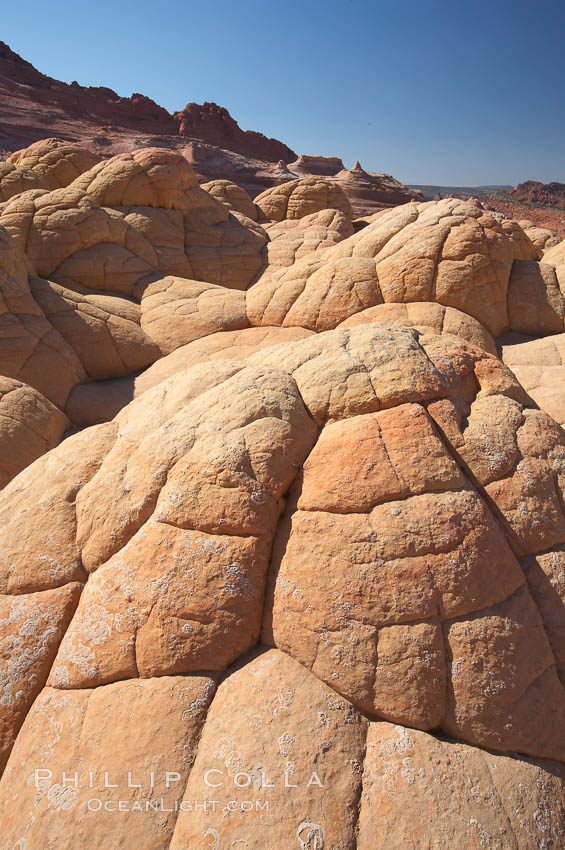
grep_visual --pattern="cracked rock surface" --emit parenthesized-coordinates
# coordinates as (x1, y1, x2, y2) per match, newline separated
(0, 142, 564, 848)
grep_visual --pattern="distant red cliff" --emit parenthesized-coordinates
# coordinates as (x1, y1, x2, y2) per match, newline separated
(0, 41, 295, 161)
(0, 41, 420, 215)
(508, 180, 565, 208)
(174, 101, 295, 161)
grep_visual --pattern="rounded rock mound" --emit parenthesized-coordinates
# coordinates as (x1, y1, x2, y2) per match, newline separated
(255, 176, 353, 221)
(248, 197, 514, 335)
(0, 161, 48, 202)
(0, 147, 268, 294)
(1, 145, 565, 847)
(8, 138, 101, 189)
(0, 325, 564, 850)
(201, 178, 258, 220)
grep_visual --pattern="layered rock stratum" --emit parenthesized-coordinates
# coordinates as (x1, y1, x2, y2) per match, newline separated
(509, 180, 565, 208)
(0, 139, 565, 848)
(0, 41, 421, 216)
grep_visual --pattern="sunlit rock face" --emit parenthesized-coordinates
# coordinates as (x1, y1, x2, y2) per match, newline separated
(0, 142, 564, 847)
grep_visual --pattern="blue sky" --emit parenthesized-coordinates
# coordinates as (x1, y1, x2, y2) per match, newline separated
(4, 0, 564, 185)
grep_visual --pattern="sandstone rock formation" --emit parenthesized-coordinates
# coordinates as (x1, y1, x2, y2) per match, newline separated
(287, 154, 345, 176)
(502, 333, 565, 426)
(480, 193, 565, 243)
(1, 139, 565, 847)
(338, 301, 497, 354)
(0, 41, 426, 218)
(30, 277, 161, 379)
(357, 722, 565, 849)
(255, 176, 353, 221)
(500, 217, 543, 260)
(174, 101, 295, 161)
(507, 259, 565, 334)
(137, 275, 249, 355)
(0, 376, 68, 489)
(65, 326, 315, 427)
(263, 207, 355, 267)
(0, 161, 47, 202)
(518, 218, 560, 251)
(247, 198, 514, 335)
(0, 147, 268, 294)
(334, 161, 424, 215)
(0, 42, 292, 165)
(200, 178, 258, 220)
(0, 225, 86, 408)
(0, 674, 218, 846)
(9, 138, 101, 189)
(286, 158, 423, 216)
(509, 179, 565, 208)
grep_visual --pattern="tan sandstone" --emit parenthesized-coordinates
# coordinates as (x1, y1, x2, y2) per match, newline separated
(255, 176, 353, 221)
(247, 198, 514, 335)
(201, 178, 258, 220)
(8, 138, 101, 189)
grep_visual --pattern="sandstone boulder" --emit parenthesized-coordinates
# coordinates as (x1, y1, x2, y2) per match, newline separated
(263, 207, 354, 268)
(0, 226, 86, 407)
(8, 138, 101, 189)
(255, 176, 353, 221)
(247, 198, 514, 335)
(0, 161, 48, 202)
(0, 376, 68, 488)
(502, 332, 565, 425)
(338, 301, 497, 354)
(1, 148, 267, 294)
(201, 178, 258, 220)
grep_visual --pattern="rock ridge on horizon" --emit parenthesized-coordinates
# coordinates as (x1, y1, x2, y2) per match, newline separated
(0, 40, 422, 216)
(0, 40, 295, 162)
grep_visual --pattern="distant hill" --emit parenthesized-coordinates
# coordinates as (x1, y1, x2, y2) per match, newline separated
(508, 181, 565, 208)
(0, 40, 420, 216)
(0, 40, 295, 162)
(409, 184, 512, 200)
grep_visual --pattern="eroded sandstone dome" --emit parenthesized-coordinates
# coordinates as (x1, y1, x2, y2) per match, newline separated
(8, 138, 101, 190)
(0, 141, 564, 848)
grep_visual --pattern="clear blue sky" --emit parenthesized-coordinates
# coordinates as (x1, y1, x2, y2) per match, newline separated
(4, 0, 564, 186)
